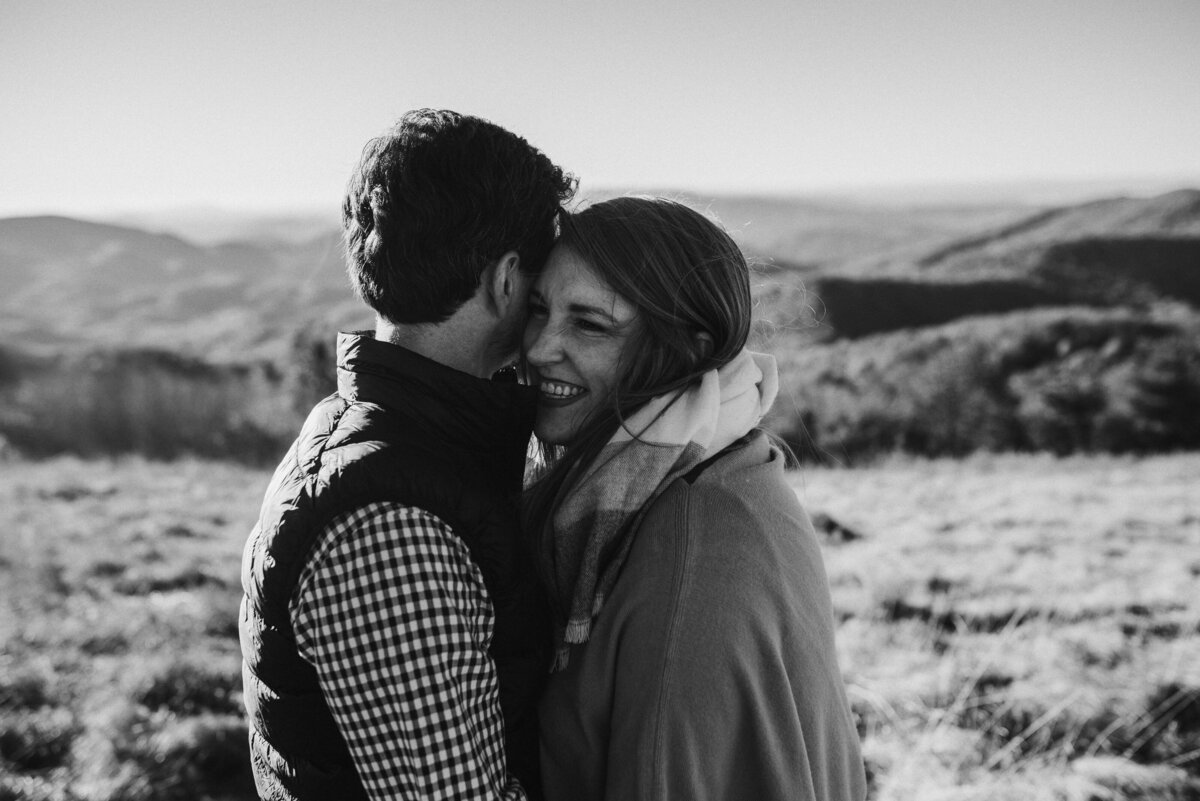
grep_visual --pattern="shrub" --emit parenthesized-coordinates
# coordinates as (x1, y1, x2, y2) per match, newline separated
(0, 346, 293, 463)
(113, 566, 224, 596)
(81, 704, 252, 801)
(1130, 340, 1200, 450)
(282, 324, 338, 419)
(0, 707, 78, 772)
(1071, 756, 1200, 801)
(129, 658, 241, 717)
(770, 306, 1200, 461)
(0, 672, 52, 711)
(109, 714, 252, 801)
(1122, 682, 1200, 769)
(1014, 370, 1107, 454)
(0, 773, 67, 801)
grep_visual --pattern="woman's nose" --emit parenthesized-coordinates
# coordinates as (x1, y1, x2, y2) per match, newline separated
(524, 322, 561, 366)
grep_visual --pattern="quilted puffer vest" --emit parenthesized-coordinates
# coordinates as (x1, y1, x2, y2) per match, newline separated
(240, 332, 547, 800)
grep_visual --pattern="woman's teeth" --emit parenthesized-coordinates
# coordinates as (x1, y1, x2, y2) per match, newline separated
(540, 380, 585, 398)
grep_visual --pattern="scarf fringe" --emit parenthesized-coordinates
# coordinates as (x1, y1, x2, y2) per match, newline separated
(564, 618, 591, 644)
(551, 645, 571, 672)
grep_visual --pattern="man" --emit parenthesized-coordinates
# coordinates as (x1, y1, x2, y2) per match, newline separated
(240, 109, 575, 800)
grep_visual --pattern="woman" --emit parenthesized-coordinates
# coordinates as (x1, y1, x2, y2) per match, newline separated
(522, 197, 867, 801)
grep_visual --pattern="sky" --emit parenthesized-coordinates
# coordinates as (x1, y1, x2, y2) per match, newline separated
(2, 0, 1199, 217)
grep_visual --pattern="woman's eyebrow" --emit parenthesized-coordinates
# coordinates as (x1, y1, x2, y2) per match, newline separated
(566, 302, 617, 322)
(531, 287, 624, 324)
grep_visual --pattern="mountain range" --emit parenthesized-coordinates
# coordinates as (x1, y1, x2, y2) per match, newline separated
(1, 190, 1198, 362)
(774, 190, 1200, 340)
(2, 189, 1198, 460)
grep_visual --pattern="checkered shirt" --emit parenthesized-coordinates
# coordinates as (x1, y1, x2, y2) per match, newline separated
(290, 502, 526, 801)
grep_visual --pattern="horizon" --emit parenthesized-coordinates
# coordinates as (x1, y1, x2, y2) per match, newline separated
(3, 1, 1199, 218)
(7, 176, 1200, 226)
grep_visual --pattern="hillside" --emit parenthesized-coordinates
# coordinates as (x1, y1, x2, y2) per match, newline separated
(757, 190, 1200, 341)
(2, 190, 1199, 462)
(916, 189, 1200, 270)
(631, 193, 1038, 266)
(0, 197, 1038, 359)
(767, 305, 1200, 460)
(0, 217, 365, 360)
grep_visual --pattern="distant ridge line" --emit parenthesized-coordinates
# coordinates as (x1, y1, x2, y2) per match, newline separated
(916, 189, 1200, 268)
(917, 206, 1070, 267)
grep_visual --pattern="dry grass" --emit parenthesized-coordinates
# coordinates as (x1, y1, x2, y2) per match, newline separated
(0, 456, 262, 800)
(794, 452, 1200, 799)
(1, 452, 1197, 799)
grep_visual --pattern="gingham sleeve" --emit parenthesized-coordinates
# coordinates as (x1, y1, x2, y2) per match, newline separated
(290, 502, 525, 801)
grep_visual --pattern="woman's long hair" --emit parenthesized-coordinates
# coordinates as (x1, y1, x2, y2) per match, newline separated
(523, 196, 753, 540)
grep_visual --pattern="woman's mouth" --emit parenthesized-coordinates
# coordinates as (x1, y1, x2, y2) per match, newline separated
(538, 379, 586, 405)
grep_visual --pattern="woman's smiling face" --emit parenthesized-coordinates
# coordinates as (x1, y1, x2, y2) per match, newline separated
(523, 245, 639, 446)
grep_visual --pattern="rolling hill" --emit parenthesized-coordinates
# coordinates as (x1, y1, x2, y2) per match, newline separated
(2, 190, 1198, 461)
(916, 189, 1200, 270)
(0, 196, 1041, 359)
(0, 216, 364, 360)
(761, 189, 1200, 341)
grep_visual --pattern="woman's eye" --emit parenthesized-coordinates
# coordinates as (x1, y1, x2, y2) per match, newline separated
(528, 302, 548, 318)
(576, 319, 607, 334)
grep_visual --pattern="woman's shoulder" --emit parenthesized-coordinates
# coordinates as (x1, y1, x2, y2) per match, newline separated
(678, 432, 810, 538)
(621, 431, 841, 673)
(629, 433, 818, 588)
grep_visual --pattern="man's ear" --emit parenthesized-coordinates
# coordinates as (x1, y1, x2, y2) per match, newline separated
(486, 250, 522, 316)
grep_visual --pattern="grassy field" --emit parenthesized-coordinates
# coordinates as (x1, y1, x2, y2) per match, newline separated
(0, 458, 263, 801)
(797, 452, 1200, 800)
(1, 452, 1197, 800)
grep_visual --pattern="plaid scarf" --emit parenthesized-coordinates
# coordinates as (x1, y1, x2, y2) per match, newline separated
(539, 349, 779, 670)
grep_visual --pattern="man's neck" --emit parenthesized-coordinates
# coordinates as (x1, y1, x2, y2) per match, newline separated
(375, 316, 499, 379)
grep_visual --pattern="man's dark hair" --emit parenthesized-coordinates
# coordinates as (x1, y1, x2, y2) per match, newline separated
(342, 109, 576, 324)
